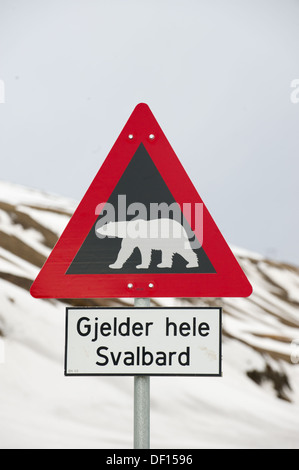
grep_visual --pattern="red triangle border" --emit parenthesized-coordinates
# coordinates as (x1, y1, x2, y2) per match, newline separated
(30, 103, 252, 298)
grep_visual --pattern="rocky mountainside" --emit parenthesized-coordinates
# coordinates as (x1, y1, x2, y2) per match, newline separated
(0, 180, 299, 448)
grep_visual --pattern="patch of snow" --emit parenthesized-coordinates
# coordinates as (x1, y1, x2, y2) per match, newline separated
(0, 247, 39, 278)
(258, 262, 299, 304)
(0, 181, 76, 213)
(17, 205, 71, 236)
(230, 245, 265, 261)
(0, 209, 51, 257)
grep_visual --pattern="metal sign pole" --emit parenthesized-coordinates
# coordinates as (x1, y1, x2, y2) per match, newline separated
(134, 297, 150, 449)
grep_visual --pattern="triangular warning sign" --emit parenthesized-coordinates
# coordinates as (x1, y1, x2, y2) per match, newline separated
(30, 103, 252, 299)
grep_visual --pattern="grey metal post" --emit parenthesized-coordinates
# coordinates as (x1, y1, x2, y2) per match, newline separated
(134, 297, 150, 449)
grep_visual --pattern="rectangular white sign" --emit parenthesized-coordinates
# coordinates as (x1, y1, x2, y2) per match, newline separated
(65, 307, 222, 376)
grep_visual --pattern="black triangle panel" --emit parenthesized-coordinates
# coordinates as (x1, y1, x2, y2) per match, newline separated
(66, 144, 216, 274)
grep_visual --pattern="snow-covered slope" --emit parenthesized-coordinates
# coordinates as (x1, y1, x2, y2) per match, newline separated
(0, 180, 299, 449)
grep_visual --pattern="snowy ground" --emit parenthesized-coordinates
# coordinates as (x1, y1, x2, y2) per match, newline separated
(0, 181, 299, 448)
(1, 280, 299, 449)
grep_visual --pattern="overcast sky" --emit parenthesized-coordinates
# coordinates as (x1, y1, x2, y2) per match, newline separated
(0, 0, 299, 266)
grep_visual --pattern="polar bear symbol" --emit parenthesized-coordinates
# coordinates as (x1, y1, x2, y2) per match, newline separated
(96, 218, 199, 270)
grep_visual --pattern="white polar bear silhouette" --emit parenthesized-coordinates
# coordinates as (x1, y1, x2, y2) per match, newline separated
(96, 218, 199, 270)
